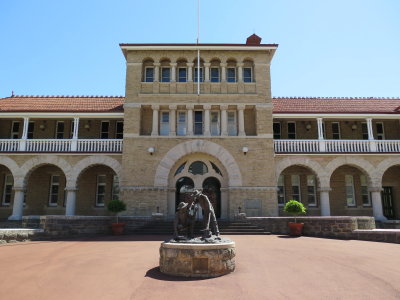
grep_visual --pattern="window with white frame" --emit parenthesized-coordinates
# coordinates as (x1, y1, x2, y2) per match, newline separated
(227, 67, 236, 82)
(161, 67, 171, 82)
(376, 122, 385, 140)
(11, 121, 20, 139)
(177, 111, 187, 136)
(194, 111, 203, 135)
(194, 67, 203, 82)
(360, 175, 371, 206)
(287, 122, 296, 139)
(307, 175, 317, 206)
(96, 175, 106, 207)
(361, 122, 368, 140)
(48, 175, 60, 206)
(115, 121, 123, 139)
(2, 174, 13, 206)
(277, 175, 285, 206)
(331, 122, 341, 139)
(160, 111, 170, 136)
(210, 67, 220, 82)
(243, 67, 252, 82)
(27, 122, 34, 139)
(291, 175, 301, 202)
(145, 67, 154, 82)
(227, 111, 237, 136)
(345, 175, 356, 207)
(210, 111, 220, 136)
(178, 67, 187, 82)
(273, 122, 281, 139)
(100, 121, 109, 139)
(112, 175, 119, 201)
(55, 121, 64, 139)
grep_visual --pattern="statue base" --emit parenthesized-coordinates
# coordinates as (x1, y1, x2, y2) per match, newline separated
(159, 238, 236, 278)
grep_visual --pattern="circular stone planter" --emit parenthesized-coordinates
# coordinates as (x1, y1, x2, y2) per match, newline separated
(159, 240, 236, 278)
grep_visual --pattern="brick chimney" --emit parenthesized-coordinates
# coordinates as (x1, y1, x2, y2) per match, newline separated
(246, 34, 262, 45)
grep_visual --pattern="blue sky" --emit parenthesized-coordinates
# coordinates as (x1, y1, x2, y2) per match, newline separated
(0, 0, 399, 98)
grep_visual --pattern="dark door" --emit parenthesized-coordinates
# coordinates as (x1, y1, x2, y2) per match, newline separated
(202, 177, 221, 218)
(175, 177, 194, 209)
(382, 187, 395, 219)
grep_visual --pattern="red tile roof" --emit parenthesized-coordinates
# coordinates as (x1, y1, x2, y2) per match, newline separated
(273, 97, 400, 114)
(0, 96, 124, 113)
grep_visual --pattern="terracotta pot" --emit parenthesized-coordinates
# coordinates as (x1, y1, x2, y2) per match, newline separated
(288, 222, 304, 236)
(111, 222, 125, 235)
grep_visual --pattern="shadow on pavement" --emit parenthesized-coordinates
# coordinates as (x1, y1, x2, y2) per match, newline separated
(277, 235, 300, 238)
(145, 267, 210, 281)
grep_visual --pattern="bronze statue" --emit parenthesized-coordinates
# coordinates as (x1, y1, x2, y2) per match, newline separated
(173, 201, 197, 239)
(193, 189, 220, 238)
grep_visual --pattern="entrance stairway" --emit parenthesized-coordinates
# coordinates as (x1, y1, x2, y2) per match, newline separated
(132, 220, 270, 235)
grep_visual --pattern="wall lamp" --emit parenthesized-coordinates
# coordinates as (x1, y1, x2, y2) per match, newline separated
(39, 121, 47, 131)
(352, 123, 358, 131)
(148, 147, 155, 155)
(306, 123, 312, 131)
(242, 146, 249, 155)
(84, 121, 91, 130)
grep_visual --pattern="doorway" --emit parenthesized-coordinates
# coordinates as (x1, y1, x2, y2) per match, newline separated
(382, 186, 395, 219)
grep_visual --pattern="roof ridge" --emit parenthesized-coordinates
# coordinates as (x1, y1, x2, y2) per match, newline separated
(7, 95, 125, 99)
(272, 96, 400, 99)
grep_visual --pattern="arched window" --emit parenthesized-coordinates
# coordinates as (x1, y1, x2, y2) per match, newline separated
(188, 161, 208, 175)
(142, 58, 154, 82)
(174, 162, 186, 176)
(210, 162, 222, 176)
(175, 177, 194, 208)
(243, 59, 254, 82)
(202, 177, 221, 218)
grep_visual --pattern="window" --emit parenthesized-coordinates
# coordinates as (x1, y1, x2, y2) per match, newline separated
(376, 122, 385, 140)
(70, 120, 75, 139)
(360, 175, 371, 206)
(174, 162, 186, 176)
(100, 121, 109, 139)
(210, 67, 220, 82)
(115, 121, 123, 139)
(161, 67, 171, 82)
(27, 122, 34, 139)
(194, 111, 203, 135)
(2, 174, 13, 206)
(307, 175, 317, 206)
(55, 121, 64, 139)
(273, 122, 281, 139)
(227, 111, 237, 136)
(11, 121, 20, 139)
(227, 68, 236, 82)
(210, 111, 220, 136)
(178, 68, 187, 82)
(177, 111, 187, 136)
(287, 122, 296, 139)
(188, 161, 208, 175)
(112, 175, 119, 201)
(210, 162, 222, 176)
(345, 175, 356, 207)
(277, 175, 285, 206)
(160, 111, 170, 136)
(361, 122, 368, 140)
(332, 122, 341, 139)
(96, 175, 106, 206)
(194, 67, 203, 82)
(48, 175, 60, 206)
(291, 175, 301, 202)
(243, 67, 252, 82)
(145, 67, 154, 82)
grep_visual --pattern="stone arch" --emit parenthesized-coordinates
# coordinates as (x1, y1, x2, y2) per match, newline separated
(18, 156, 72, 188)
(325, 157, 378, 186)
(69, 156, 122, 189)
(275, 157, 328, 187)
(0, 156, 20, 178)
(154, 140, 242, 187)
(376, 157, 400, 186)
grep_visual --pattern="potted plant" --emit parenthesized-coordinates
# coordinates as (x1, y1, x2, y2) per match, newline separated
(283, 200, 307, 236)
(107, 199, 127, 235)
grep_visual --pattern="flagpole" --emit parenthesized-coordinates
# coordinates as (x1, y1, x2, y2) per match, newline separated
(197, 0, 200, 96)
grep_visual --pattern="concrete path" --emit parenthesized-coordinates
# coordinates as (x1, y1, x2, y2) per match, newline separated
(0, 235, 399, 300)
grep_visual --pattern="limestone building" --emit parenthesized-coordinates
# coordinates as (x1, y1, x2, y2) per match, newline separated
(0, 34, 399, 222)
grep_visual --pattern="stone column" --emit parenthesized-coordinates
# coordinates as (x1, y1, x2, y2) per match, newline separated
(8, 187, 25, 220)
(317, 118, 326, 152)
(319, 187, 331, 216)
(187, 63, 194, 82)
(19, 117, 29, 151)
(237, 63, 244, 82)
(153, 62, 160, 82)
(221, 105, 228, 136)
(151, 105, 159, 136)
(170, 63, 177, 82)
(366, 118, 377, 152)
(71, 117, 79, 151)
(65, 188, 77, 216)
(237, 105, 245, 136)
(204, 62, 211, 82)
(186, 104, 194, 136)
(169, 105, 177, 136)
(204, 104, 211, 136)
(220, 63, 227, 82)
(370, 186, 387, 221)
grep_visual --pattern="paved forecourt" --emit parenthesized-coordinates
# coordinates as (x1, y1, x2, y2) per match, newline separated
(0, 235, 399, 300)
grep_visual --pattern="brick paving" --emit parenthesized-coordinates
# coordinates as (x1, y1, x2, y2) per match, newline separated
(0, 235, 399, 300)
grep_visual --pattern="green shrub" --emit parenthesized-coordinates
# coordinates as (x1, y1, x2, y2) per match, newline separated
(107, 200, 127, 223)
(283, 200, 306, 222)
